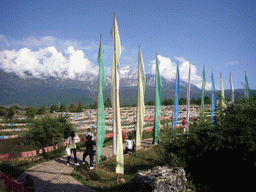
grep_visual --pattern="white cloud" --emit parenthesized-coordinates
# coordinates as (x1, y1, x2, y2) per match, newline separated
(0, 46, 98, 80)
(150, 55, 212, 90)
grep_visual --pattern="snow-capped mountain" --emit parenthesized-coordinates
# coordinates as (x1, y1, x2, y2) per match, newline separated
(0, 66, 205, 107)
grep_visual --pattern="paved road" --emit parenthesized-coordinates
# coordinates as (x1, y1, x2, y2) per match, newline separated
(16, 138, 154, 192)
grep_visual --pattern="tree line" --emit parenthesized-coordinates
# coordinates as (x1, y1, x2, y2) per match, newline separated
(2, 94, 250, 120)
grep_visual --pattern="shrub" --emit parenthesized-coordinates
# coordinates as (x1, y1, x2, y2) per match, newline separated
(0, 109, 7, 116)
(24, 114, 74, 147)
(59, 104, 67, 112)
(6, 107, 15, 119)
(159, 98, 256, 191)
(50, 104, 59, 113)
(37, 106, 46, 115)
(25, 107, 37, 119)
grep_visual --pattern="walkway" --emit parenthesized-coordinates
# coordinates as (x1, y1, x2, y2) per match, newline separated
(16, 138, 154, 192)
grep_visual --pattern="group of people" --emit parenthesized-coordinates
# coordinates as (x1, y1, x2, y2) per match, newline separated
(66, 130, 96, 169)
(66, 129, 136, 169)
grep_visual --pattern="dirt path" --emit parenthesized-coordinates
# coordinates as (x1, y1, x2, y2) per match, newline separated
(16, 138, 154, 192)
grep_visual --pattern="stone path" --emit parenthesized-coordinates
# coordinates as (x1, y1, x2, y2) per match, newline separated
(16, 138, 154, 192)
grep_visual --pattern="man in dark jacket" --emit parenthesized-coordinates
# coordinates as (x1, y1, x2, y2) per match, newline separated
(82, 135, 96, 169)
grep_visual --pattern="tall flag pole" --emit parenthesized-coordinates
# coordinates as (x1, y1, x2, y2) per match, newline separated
(211, 69, 216, 125)
(200, 65, 206, 120)
(220, 72, 225, 109)
(172, 62, 180, 129)
(154, 54, 162, 144)
(230, 72, 234, 103)
(110, 13, 124, 175)
(96, 34, 106, 165)
(245, 71, 250, 101)
(136, 46, 145, 147)
(186, 62, 191, 133)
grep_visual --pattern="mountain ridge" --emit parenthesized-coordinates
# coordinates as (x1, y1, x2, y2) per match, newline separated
(0, 69, 254, 108)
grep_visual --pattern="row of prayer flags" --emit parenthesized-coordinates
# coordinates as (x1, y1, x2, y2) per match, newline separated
(96, 14, 252, 176)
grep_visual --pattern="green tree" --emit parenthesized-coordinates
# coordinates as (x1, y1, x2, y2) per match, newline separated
(37, 106, 46, 115)
(204, 96, 211, 104)
(26, 107, 37, 119)
(59, 104, 67, 112)
(6, 107, 15, 119)
(77, 102, 84, 112)
(10, 105, 21, 110)
(50, 104, 59, 113)
(0, 108, 7, 116)
(196, 98, 201, 105)
(104, 98, 111, 108)
(89, 102, 97, 109)
(162, 98, 174, 105)
(190, 98, 197, 105)
(68, 103, 77, 112)
(145, 100, 155, 105)
(24, 114, 74, 147)
(179, 98, 186, 105)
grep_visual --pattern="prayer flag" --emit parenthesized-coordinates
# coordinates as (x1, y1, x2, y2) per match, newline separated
(172, 62, 180, 128)
(111, 14, 124, 174)
(245, 72, 250, 100)
(200, 66, 206, 119)
(211, 70, 216, 124)
(154, 56, 162, 144)
(220, 72, 225, 109)
(186, 63, 191, 132)
(97, 35, 106, 165)
(230, 72, 234, 103)
(136, 47, 145, 147)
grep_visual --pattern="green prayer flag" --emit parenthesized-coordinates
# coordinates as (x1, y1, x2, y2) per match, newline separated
(97, 37, 105, 165)
(154, 57, 162, 144)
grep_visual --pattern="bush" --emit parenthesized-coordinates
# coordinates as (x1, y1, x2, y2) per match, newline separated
(50, 104, 59, 113)
(24, 114, 74, 147)
(6, 107, 15, 119)
(0, 109, 7, 116)
(25, 107, 37, 119)
(159, 98, 256, 191)
(37, 106, 46, 115)
(59, 104, 67, 112)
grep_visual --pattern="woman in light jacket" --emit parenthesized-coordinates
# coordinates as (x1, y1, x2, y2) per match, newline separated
(66, 131, 80, 166)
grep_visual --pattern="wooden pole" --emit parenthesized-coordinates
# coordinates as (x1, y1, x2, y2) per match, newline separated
(117, 173, 119, 184)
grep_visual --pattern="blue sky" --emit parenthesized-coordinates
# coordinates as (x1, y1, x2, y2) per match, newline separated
(0, 0, 255, 91)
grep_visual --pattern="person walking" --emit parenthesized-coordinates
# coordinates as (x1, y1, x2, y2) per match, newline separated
(182, 117, 187, 133)
(82, 135, 96, 169)
(66, 131, 80, 166)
